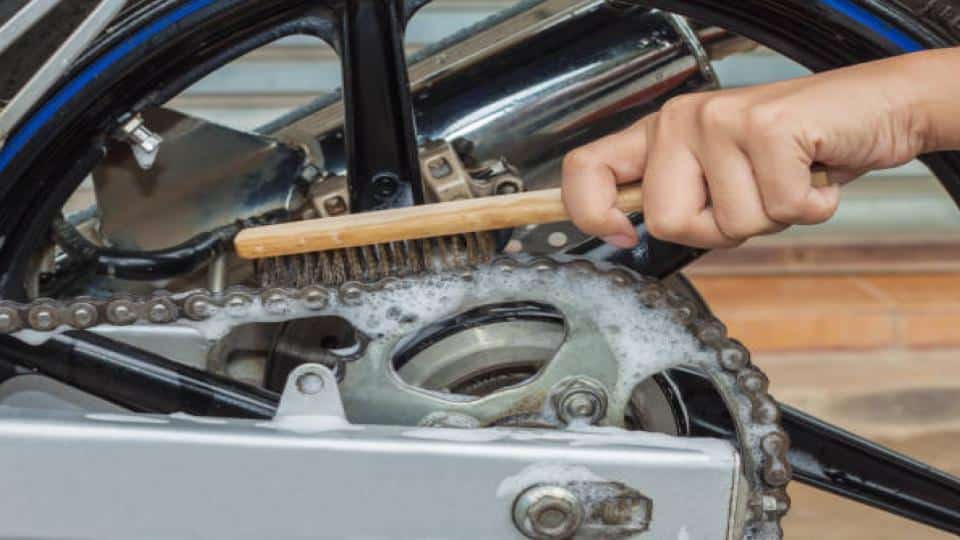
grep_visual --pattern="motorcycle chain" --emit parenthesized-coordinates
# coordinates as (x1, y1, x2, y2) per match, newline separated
(0, 256, 792, 539)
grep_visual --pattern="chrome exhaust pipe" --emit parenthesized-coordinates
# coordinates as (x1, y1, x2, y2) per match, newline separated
(273, 0, 725, 191)
(95, 1, 737, 252)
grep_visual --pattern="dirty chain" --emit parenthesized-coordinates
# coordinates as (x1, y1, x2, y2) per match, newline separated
(0, 256, 792, 539)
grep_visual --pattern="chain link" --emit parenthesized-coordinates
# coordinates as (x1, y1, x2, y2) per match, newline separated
(0, 256, 791, 538)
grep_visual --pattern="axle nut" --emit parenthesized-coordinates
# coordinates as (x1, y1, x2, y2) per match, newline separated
(551, 377, 609, 426)
(513, 485, 583, 540)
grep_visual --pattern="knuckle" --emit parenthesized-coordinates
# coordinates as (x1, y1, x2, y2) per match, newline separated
(745, 104, 787, 137)
(803, 199, 838, 224)
(562, 148, 595, 174)
(697, 96, 735, 130)
(644, 210, 689, 242)
(660, 94, 699, 120)
(715, 214, 759, 241)
(765, 194, 808, 223)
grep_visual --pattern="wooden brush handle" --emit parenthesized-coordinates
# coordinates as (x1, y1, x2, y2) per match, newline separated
(235, 168, 832, 260)
(235, 185, 643, 259)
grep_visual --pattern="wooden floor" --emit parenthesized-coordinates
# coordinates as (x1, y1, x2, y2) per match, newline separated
(690, 273, 960, 539)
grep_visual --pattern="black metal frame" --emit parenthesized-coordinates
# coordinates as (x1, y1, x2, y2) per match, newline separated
(0, 0, 958, 535)
(337, 0, 424, 211)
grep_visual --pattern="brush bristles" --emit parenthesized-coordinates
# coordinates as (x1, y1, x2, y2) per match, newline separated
(256, 232, 497, 288)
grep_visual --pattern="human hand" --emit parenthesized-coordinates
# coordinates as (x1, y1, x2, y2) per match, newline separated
(561, 52, 936, 249)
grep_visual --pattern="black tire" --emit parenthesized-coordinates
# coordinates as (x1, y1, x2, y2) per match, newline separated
(0, 0, 959, 300)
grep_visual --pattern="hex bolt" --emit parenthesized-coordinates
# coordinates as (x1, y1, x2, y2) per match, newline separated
(552, 377, 609, 426)
(296, 372, 325, 395)
(373, 175, 399, 198)
(513, 485, 583, 540)
(563, 393, 599, 420)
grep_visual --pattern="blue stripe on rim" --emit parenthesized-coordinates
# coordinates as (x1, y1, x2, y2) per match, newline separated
(821, 0, 925, 52)
(0, 0, 927, 176)
(0, 0, 215, 174)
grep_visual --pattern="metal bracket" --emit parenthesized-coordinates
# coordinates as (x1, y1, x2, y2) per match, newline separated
(275, 363, 347, 421)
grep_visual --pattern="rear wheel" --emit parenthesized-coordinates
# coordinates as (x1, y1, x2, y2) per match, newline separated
(0, 0, 958, 538)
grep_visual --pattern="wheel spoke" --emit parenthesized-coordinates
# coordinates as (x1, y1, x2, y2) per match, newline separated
(338, 0, 424, 212)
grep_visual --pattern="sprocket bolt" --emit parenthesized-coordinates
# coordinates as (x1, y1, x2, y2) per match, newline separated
(551, 377, 609, 426)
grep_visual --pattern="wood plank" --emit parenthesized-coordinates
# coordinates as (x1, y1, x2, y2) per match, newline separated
(760, 349, 960, 539)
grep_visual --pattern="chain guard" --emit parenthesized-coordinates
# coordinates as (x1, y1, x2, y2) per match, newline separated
(2, 256, 791, 538)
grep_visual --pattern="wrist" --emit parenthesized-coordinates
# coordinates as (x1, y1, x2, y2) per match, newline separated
(894, 48, 960, 154)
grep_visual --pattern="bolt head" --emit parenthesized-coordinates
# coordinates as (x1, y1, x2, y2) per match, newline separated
(296, 372, 325, 395)
(513, 485, 583, 540)
(552, 377, 609, 426)
(561, 392, 599, 420)
(372, 175, 400, 198)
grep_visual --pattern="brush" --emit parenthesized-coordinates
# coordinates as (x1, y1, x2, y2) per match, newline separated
(240, 169, 830, 287)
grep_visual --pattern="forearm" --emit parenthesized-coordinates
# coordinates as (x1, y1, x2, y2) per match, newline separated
(896, 47, 960, 153)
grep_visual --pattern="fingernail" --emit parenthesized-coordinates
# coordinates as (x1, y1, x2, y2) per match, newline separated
(601, 234, 637, 248)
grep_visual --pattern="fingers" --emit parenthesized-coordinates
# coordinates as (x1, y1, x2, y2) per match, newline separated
(562, 121, 650, 247)
(561, 83, 857, 250)
(744, 113, 840, 225)
(642, 115, 741, 249)
(698, 141, 787, 241)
